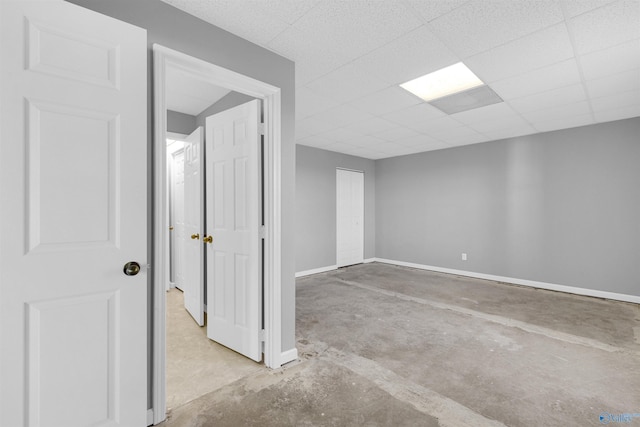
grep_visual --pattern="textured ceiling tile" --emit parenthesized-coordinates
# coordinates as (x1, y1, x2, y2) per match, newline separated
(428, 0, 564, 57)
(290, 0, 423, 62)
(349, 25, 460, 85)
(351, 136, 393, 149)
(465, 114, 532, 133)
(412, 115, 467, 135)
(452, 102, 521, 125)
(305, 63, 390, 104)
(296, 116, 337, 138)
(394, 134, 444, 147)
(520, 100, 592, 123)
(594, 104, 640, 122)
(531, 113, 596, 132)
(376, 126, 421, 142)
(585, 68, 640, 98)
(579, 39, 640, 81)
(561, 0, 618, 17)
(465, 24, 574, 83)
(296, 87, 339, 119)
(569, 0, 640, 55)
(589, 89, 640, 111)
(405, 0, 471, 22)
(348, 86, 422, 117)
(320, 127, 363, 143)
(309, 104, 374, 129)
(344, 117, 399, 135)
(381, 103, 446, 127)
(482, 124, 537, 141)
(296, 135, 335, 147)
(508, 84, 587, 114)
(490, 59, 582, 100)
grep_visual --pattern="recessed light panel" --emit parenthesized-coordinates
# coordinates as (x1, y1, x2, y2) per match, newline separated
(429, 85, 504, 114)
(400, 62, 484, 102)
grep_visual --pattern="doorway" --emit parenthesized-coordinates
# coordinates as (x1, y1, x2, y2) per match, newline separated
(336, 169, 365, 267)
(152, 45, 283, 425)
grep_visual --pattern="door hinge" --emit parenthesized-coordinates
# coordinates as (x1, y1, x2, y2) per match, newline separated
(258, 123, 265, 135)
(259, 225, 266, 239)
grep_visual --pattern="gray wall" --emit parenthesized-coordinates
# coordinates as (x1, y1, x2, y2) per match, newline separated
(376, 117, 640, 297)
(68, 0, 297, 407)
(296, 145, 375, 272)
(196, 92, 256, 127)
(167, 110, 197, 135)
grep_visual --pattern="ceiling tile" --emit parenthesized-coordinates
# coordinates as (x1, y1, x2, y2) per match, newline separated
(289, 0, 423, 63)
(490, 59, 582, 99)
(349, 25, 460, 85)
(428, 0, 564, 58)
(531, 114, 596, 132)
(296, 135, 335, 148)
(452, 102, 521, 125)
(405, 0, 471, 22)
(395, 134, 444, 147)
(521, 100, 592, 123)
(344, 117, 398, 135)
(381, 103, 446, 128)
(296, 116, 337, 138)
(585, 68, 640, 98)
(569, 0, 640, 55)
(375, 126, 421, 142)
(465, 23, 574, 83)
(320, 127, 362, 143)
(296, 87, 339, 119)
(561, 0, 618, 17)
(347, 134, 388, 148)
(306, 63, 390, 104)
(579, 39, 640, 81)
(594, 104, 640, 122)
(309, 104, 374, 129)
(589, 89, 640, 112)
(348, 86, 422, 117)
(508, 83, 588, 114)
(428, 125, 486, 144)
(465, 114, 532, 133)
(401, 139, 451, 152)
(482, 124, 537, 141)
(411, 115, 467, 135)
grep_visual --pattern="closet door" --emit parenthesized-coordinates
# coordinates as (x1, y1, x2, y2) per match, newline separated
(336, 169, 364, 267)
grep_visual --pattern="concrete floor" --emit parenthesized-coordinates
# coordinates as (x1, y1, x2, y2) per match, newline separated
(162, 263, 640, 427)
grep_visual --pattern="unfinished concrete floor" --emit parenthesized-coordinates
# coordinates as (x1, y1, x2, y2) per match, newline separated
(162, 263, 640, 427)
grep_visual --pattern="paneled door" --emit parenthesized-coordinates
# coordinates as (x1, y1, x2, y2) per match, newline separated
(205, 100, 262, 362)
(336, 169, 365, 267)
(183, 127, 205, 325)
(0, 1, 147, 426)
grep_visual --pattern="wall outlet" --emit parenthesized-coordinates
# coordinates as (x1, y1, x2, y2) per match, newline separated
(461, 253, 467, 261)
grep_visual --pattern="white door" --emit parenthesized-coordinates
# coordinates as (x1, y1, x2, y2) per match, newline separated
(0, 2, 147, 427)
(183, 127, 205, 325)
(205, 100, 262, 362)
(337, 169, 365, 267)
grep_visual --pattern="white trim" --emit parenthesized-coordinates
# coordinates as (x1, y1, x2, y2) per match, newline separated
(364, 258, 375, 263)
(152, 44, 283, 425)
(374, 258, 640, 304)
(280, 348, 298, 365)
(147, 409, 154, 426)
(295, 265, 337, 278)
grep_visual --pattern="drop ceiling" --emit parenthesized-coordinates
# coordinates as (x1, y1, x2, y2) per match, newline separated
(161, 0, 640, 159)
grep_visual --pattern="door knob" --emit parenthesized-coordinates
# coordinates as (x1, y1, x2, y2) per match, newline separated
(169, 226, 174, 231)
(123, 261, 141, 276)
(203, 235, 213, 244)
(191, 233, 200, 240)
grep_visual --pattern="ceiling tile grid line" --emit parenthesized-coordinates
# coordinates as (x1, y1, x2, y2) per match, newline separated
(160, 0, 640, 160)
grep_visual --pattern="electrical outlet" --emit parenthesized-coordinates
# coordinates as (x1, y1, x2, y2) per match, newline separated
(461, 253, 467, 261)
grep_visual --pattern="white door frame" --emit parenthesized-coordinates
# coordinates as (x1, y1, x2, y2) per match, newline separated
(152, 44, 283, 425)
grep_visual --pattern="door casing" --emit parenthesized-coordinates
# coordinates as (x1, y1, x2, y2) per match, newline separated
(152, 44, 283, 425)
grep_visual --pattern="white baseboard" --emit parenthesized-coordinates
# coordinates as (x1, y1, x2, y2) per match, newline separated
(374, 258, 640, 304)
(295, 265, 337, 278)
(364, 258, 376, 263)
(281, 347, 298, 365)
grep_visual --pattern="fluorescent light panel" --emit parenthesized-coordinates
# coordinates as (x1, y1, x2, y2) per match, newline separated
(400, 62, 484, 102)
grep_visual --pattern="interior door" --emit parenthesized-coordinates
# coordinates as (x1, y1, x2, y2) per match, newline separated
(336, 169, 365, 267)
(0, 2, 147, 426)
(183, 127, 205, 325)
(171, 147, 185, 289)
(205, 100, 262, 362)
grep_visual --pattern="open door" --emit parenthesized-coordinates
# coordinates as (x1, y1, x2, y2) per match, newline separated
(183, 127, 205, 325)
(0, 1, 147, 426)
(205, 100, 262, 362)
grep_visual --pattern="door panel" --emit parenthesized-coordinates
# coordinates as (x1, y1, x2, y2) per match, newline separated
(0, 2, 147, 426)
(336, 169, 365, 267)
(183, 127, 204, 326)
(205, 100, 262, 362)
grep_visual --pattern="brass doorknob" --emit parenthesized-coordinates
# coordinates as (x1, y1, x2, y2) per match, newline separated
(169, 226, 174, 231)
(203, 235, 213, 244)
(123, 261, 141, 276)
(191, 233, 200, 240)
